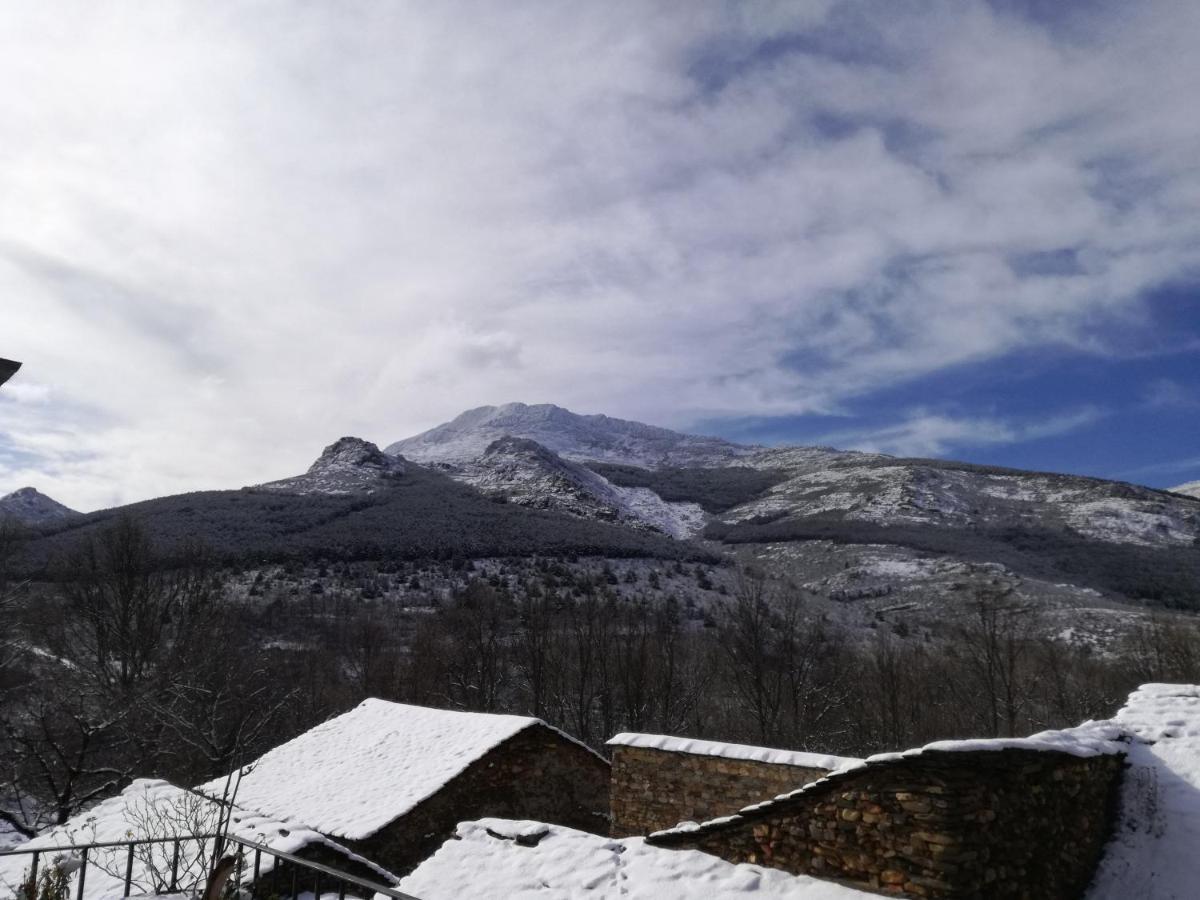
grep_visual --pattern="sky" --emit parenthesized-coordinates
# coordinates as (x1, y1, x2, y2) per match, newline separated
(1, 0, 1198, 512)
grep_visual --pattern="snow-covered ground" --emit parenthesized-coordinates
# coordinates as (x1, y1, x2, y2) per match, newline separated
(1067, 499, 1197, 547)
(397, 818, 872, 899)
(610, 486, 706, 538)
(1086, 684, 1200, 900)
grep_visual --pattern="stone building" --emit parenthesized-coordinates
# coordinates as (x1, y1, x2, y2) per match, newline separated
(607, 732, 860, 837)
(646, 733, 1125, 900)
(211, 699, 610, 875)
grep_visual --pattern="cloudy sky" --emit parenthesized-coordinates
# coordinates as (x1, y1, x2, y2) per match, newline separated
(2, 0, 1198, 511)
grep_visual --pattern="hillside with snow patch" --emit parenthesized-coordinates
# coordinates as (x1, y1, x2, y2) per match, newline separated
(1170, 480, 1200, 499)
(439, 436, 706, 538)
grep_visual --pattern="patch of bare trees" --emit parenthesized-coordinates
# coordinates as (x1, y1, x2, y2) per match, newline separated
(4, 517, 1199, 842)
(0, 518, 293, 839)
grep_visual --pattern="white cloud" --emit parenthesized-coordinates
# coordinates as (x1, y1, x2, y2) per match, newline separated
(1, 1, 1199, 509)
(819, 407, 1106, 458)
(1143, 378, 1199, 410)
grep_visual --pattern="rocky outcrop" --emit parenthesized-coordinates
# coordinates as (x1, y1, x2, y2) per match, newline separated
(256, 437, 406, 495)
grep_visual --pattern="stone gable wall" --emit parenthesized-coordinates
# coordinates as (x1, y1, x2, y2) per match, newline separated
(349, 723, 610, 875)
(649, 748, 1123, 900)
(610, 744, 831, 837)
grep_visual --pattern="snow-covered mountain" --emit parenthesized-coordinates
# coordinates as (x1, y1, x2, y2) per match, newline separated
(723, 453, 1200, 549)
(387, 403, 1200, 552)
(387, 402, 756, 469)
(1171, 480, 1200, 499)
(0, 487, 78, 524)
(456, 436, 705, 538)
(256, 437, 406, 495)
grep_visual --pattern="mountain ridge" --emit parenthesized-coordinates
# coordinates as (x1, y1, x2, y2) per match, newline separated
(387, 402, 758, 468)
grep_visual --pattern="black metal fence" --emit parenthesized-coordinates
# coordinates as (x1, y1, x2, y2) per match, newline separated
(0, 832, 421, 900)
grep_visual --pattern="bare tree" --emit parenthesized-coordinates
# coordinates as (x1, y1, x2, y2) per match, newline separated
(952, 589, 1040, 737)
(0, 681, 136, 838)
(0, 521, 29, 681)
(61, 517, 221, 696)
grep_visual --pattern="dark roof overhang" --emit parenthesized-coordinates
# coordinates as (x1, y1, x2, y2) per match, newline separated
(0, 358, 20, 389)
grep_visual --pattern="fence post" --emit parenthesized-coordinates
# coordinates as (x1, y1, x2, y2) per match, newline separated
(169, 840, 180, 891)
(75, 848, 88, 900)
(28, 851, 39, 891)
(123, 843, 135, 896)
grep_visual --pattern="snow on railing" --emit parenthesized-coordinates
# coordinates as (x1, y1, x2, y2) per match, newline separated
(0, 832, 421, 900)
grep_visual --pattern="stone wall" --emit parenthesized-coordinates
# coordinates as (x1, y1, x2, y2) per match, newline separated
(648, 748, 1124, 900)
(610, 744, 832, 837)
(349, 723, 610, 875)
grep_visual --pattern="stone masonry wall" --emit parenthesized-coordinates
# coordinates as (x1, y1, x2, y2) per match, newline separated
(650, 748, 1124, 900)
(610, 744, 831, 837)
(349, 723, 610, 876)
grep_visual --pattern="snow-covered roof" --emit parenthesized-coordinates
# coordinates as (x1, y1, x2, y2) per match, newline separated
(202, 699, 592, 842)
(651, 718, 1127, 841)
(0, 779, 391, 900)
(607, 732, 860, 771)
(398, 818, 873, 899)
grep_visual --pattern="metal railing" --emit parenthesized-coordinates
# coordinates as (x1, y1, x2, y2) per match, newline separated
(0, 832, 421, 900)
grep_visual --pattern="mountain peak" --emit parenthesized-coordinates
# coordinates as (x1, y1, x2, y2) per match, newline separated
(387, 402, 757, 468)
(257, 437, 406, 495)
(310, 437, 402, 474)
(0, 487, 79, 524)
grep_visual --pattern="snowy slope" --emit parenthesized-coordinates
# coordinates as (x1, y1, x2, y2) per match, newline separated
(0, 487, 78, 524)
(457, 436, 706, 538)
(724, 456, 1200, 549)
(200, 699, 579, 841)
(388, 402, 757, 468)
(1170, 480, 1200, 499)
(254, 437, 406, 495)
(399, 818, 872, 899)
